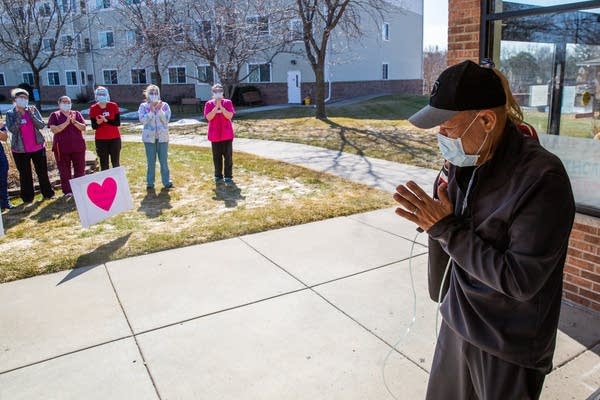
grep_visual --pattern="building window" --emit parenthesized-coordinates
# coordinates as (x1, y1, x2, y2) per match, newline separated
(126, 30, 144, 45)
(47, 71, 60, 86)
(131, 68, 147, 84)
(42, 38, 55, 52)
(96, 0, 110, 9)
(289, 19, 303, 42)
(197, 65, 214, 85)
(98, 31, 114, 48)
(248, 63, 271, 83)
(0, 73, 5, 86)
(65, 70, 78, 85)
(483, 1, 600, 215)
(59, 0, 75, 13)
(198, 20, 212, 40)
(80, 70, 86, 85)
(61, 35, 74, 49)
(382, 63, 389, 80)
(382, 22, 390, 41)
(103, 69, 118, 85)
(246, 16, 269, 35)
(168, 66, 186, 84)
(22, 72, 34, 85)
(38, 2, 51, 17)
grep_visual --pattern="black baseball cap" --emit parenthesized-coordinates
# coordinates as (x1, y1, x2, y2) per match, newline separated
(409, 60, 507, 129)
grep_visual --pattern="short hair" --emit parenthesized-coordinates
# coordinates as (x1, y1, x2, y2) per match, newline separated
(211, 84, 223, 91)
(58, 95, 71, 103)
(11, 88, 29, 98)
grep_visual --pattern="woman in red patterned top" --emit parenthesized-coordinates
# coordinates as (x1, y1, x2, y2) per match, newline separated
(89, 86, 121, 170)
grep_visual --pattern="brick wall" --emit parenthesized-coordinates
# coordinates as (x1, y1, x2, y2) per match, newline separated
(447, 0, 480, 66)
(243, 79, 421, 105)
(564, 214, 600, 313)
(448, 0, 600, 314)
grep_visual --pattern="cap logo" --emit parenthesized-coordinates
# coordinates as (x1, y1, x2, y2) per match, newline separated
(431, 80, 439, 98)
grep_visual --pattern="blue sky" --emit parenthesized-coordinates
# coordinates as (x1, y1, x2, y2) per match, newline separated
(423, 0, 448, 50)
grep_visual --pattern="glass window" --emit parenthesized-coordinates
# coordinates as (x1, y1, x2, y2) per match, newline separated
(61, 35, 73, 48)
(0, 73, 5, 86)
(103, 69, 118, 84)
(248, 63, 271, 83)
(382, 22, 390, 41)
(47, 71, 60, 86)
(99, 31, 114, 48)
(491, 0, 596, 12)
(246, 16, 269, 35)
(126, 30, 143, 45)
(382, 63, 389, 80)
(42, 38, 55, 52)
(289, 19, 303, 42)
(96, 0, 110, 9)
(197, 65, 214, 84)
(131, 68, 147, 84)
(486, 2, 600, 215)
(22, 72, 34, 85)
(168, 67, 186, 84)
(65, 70, 77, 85)
(38, 2, 51, 17)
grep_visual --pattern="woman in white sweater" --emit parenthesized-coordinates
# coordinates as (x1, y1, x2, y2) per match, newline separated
(138, 85, 173, 190)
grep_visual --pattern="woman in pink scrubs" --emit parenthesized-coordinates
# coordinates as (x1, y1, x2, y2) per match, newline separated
(5, 88, 55, 203)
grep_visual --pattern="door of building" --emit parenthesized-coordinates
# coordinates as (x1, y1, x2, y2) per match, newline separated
(287, 71, 301, 104)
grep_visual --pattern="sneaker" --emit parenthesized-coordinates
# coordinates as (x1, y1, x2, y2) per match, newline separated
(224, 177, 234, 184)
(63, 193, 73, 198)
(164, 182, 174, 189)
(1, 203, 14, 210)
(214, 177, 224, 184)
(146, 185, 155, 190)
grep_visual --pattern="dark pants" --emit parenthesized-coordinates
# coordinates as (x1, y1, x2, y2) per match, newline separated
(95, 138, 121, 171)
(426, 322, 546, 400)
(54, 150, 86, 194)
(211, 140, 233, 179)
(0, 144, 10, 207)
(12, 149, 55, 203)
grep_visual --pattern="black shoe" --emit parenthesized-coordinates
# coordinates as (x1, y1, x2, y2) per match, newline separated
(1, 203, 14, 210)
(164, 183, 174, 189)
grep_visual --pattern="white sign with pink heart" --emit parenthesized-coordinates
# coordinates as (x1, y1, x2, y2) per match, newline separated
(70, 166, 133, 228)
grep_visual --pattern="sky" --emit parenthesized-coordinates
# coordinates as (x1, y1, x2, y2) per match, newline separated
(423, 0, 448, 50)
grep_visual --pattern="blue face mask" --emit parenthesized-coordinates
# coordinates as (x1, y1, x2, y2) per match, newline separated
(437, 112, 488, 168)
(96, 95, 108, 104)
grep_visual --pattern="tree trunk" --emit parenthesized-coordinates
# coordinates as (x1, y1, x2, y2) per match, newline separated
(153, 56, 162, 89)
(32, 70, 42, 109)
(314, 65, 327, 120)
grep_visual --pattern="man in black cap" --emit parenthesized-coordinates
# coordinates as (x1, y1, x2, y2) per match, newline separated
(393, 60, 575, 399)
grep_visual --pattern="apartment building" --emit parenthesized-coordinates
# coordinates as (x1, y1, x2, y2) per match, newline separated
(0, 0, 424, 104)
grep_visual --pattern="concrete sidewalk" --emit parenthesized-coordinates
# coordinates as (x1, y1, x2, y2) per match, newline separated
(1, 137, 599, 399)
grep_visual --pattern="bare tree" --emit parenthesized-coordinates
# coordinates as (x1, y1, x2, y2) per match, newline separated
(183, 0, 297, 98)
(0, 0, 82, 107)
(423, 45, 447, 95)
(295, 0, 388, 120)
(113, 0, 180, 89)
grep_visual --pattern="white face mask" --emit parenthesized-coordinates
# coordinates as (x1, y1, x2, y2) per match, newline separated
(149, 94, 160, 103)
(15, 98, 28, 108)
(213, 92, 223, 99)
(59, 103, 72, 112)
(437, 112, 487, 168)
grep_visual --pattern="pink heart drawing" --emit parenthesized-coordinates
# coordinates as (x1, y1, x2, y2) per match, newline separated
(86, 177, 118, 212)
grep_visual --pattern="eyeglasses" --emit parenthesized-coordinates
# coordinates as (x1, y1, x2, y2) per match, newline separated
(480, 58, 495, 69)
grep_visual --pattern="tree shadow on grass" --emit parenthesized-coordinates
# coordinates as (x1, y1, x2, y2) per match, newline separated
(2, 199, 45, 230)
(213, 182, 245, 208)
(57, 232, 132, 285)
(138, 187, 172, 218)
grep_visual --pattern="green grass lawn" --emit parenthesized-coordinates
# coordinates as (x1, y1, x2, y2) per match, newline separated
(0, 142, 395, 283)
(121, 94, 445, 170)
